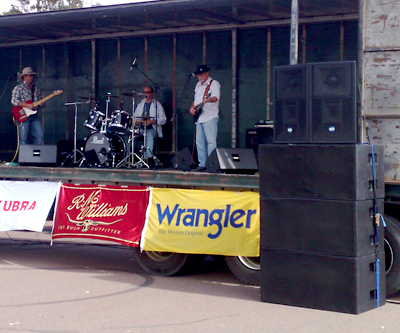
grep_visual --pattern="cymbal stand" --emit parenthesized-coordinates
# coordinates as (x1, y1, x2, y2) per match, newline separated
(100, 93, 112, 134)
(62, 101, 88, 166)
(116, 97, 148, 169)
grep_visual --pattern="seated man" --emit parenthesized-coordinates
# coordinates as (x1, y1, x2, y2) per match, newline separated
(133, 86, 167, 163)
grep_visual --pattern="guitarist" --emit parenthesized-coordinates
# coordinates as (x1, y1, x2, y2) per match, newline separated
(11, 67, 45, 145)
(189, 65, 221, 172)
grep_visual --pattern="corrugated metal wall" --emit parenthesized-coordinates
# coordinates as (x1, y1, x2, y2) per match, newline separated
(0, 22, 358, 161)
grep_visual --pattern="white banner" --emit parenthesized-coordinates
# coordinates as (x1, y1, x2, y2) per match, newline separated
(0, 181, 59, 232)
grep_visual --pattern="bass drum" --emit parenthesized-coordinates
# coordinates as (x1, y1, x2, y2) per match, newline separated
(84, 132, 126, 167)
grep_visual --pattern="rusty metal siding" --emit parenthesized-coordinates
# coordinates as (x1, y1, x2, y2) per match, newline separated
(362, 0, 400, 182)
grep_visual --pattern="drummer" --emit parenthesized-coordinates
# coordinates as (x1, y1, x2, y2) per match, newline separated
(133, 86, 167, 160)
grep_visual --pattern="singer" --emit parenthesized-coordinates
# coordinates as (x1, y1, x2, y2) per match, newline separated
(11, 67, 45, 145)
(189, 65, 221, 172)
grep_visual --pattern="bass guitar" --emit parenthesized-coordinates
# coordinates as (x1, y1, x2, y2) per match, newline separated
(12, 90, 63, 123)
(193, 92, 211, 122)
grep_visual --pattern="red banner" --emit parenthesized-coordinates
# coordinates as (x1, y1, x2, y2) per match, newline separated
(52, 184, 149, 247)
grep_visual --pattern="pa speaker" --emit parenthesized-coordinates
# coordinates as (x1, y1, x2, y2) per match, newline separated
(260, 249, 385, 314)
(206, 148, 258, 174)
(258, 144, 384, 200)
(260, 197, 384, 257)
(171, 147, 192, 171)
(18, 145, 57, 166)
(273, 64, 308, 143)
(310, 61, 357, 143)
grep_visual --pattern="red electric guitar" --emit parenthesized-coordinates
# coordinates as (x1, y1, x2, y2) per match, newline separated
(12, 90, 63, 122)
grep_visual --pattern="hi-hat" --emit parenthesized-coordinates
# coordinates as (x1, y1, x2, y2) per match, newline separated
(78, 96, 99, 101)
(105, 95, 119, 98)
(122, 91, 145, 97)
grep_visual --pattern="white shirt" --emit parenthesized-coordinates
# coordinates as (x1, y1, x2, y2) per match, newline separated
(134, 99, 167, 138)
(194, 76, 221, 123)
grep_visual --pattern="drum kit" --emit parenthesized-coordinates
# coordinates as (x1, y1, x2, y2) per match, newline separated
(62, 92, 161, 169)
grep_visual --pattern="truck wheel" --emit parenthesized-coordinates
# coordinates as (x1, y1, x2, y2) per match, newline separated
(225, 256, 260, 286)
(132, 247, 205, 276)
(384, 215, 400, 296)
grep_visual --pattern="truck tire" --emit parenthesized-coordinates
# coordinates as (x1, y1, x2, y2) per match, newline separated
(225, 256, 260, 286)
(384, 215, 400, 296)
(132, 247, 205, 276)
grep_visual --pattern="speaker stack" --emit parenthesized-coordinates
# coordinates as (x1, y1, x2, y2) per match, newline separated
(258, 144, 386, 314)
(273, 61, 357, 144)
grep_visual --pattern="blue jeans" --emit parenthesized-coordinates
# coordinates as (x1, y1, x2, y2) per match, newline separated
(19, 114, 44, 145)
(196, 118, 218, 167)
(143, 127, 157, 158)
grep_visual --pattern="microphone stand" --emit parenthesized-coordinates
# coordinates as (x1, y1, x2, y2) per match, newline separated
(62, 101, 88, 166)
(171, 74, 193, 152)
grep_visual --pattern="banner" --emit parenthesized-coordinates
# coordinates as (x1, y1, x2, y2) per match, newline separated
(52, 184, 149, 247)
(141, 188, 260, 256)
(0, 181, 59, 232)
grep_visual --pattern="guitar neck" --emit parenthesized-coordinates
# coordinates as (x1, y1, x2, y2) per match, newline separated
(33, 93, 56, 108)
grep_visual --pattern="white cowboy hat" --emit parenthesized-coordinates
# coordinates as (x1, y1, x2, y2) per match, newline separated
(18, 67, 36, 79)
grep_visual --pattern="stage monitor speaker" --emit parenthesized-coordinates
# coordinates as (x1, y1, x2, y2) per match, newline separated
(260, 249, 386, 314)
(260, 197, 384, 257)
(258, 144, 384, 201)
(171, 147, 192, 171)
(18, 144, 57, 166)
(206, 148, 258, 174)
(273, 64, 308, 143)
(310, 61, 357, 143)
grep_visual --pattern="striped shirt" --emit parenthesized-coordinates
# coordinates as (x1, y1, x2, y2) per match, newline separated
(11, 82, 43, 108)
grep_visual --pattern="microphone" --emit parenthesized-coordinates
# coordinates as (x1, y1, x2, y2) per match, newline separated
(188, 73, 195, 78)
(130, 56, 138, 70)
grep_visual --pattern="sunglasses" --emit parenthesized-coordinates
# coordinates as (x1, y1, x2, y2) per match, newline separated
(143, 91, 153, 93)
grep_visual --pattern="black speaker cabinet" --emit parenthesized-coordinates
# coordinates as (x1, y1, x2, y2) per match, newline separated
(273, 61, 357, 144)
(171, 147, 192, 171)
(273, 64, 308, 143)
(260, 249, 386, 314)
(206, 148, 258, 174)
(310, 61, 357, 143)
(18, 145, 57, 166)
(260, 197, 384, 257)
(258, 144, 384, 200)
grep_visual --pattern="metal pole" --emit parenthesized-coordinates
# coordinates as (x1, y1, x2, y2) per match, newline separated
(290, 0, 299, 65)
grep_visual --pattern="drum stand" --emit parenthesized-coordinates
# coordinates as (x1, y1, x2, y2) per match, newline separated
(62, 101, 87, 167)
(116, 97, 149, 169)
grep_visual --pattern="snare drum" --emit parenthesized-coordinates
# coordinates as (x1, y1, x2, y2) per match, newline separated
(84, 108, 105, 132)
(109, 110, 131, 134)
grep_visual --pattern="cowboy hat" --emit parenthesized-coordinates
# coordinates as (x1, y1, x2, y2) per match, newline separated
(193, 64, 210, 75)
(18, 67, 36, 79)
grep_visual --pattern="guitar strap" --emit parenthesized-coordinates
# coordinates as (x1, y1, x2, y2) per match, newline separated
(203, 79, 214, 100)
(31, 85, 35, 109)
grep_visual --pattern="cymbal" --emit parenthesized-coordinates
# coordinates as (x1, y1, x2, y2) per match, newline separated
(122, 91, 145, 97)
(106, 95, 119, 98)
(78, 96, 99, 101)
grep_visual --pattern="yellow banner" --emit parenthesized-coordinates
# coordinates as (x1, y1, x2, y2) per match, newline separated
(142, 188, 259, 256)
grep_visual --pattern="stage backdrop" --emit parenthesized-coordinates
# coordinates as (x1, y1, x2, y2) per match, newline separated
(52, 184, 149, 247)
(0, 181, 59, 232)
(141, 188, 260, 256)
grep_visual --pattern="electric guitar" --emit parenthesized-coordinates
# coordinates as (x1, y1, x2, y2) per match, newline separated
(12, 90, 63, 122)
(193, 92, 211, 122)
